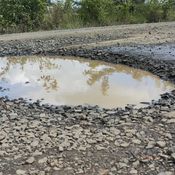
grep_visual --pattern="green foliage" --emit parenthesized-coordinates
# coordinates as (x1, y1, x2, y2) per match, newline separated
(143, 0, 175, 22)
(0, 0, 175, 33)
(78, 0, 116, 26)
(62, 0, 83, 28)
(144, 0, 162, 22)
(42, 0, 83, 30)
(163, 0, 175, 21)
(0, 0, 47, 33)
(42, 2, 64, 29)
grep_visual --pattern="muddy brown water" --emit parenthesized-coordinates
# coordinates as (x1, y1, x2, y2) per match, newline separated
(0, 56, 174, 108)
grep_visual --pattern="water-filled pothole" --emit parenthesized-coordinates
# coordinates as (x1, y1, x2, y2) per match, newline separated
(0, 56, 174, 108)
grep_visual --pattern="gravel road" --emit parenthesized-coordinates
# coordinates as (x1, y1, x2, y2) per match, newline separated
(0, 22, 175, 175)
(0, 22, 175, 44)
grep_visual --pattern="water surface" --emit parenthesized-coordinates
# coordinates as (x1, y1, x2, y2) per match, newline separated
(0, 56, 174, 108)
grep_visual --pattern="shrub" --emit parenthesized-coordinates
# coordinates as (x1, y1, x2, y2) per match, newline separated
(0, 0, 175, 33)
(0, 0, 47, 33)
(78, 0, 116, 26)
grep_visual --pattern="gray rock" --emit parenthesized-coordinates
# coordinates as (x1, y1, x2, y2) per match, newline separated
(120, 142, 130, 148)
(165, 133, 172, 139)
(132, 139, 141, 144)
(164, 111, 175, 118)
(158, 172, 174, 175)
(96, 145, 105, 150)
(26, 157, 35, 164)
(86, 139, 97, 144)
(110, 127, 121, 135)
(146, 141, 156, 149)
(31, 140, 39, 147)
(130, 169, 137, 174)
(9, 112, 18, 120)
(171, 153, 175, 161)
(167, 119, 175, 123)
(38, 171, 46, 175)
(132, 160, 140, 167)
(33, 150, 42, 156)
(41, 134, 51, 141)
(59, 146, 64, 152)
(0, 131, 6, 141)
(156, 141, 166, 148)
(38, 157, 48, 164)
(99, 169, 109, 175)
(118, 162, 128, 168)
(16, 170, 26, 175)
(78, 146, 87, 151)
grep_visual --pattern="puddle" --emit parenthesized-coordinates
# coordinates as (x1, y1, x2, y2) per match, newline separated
(0, 56, 174, 108)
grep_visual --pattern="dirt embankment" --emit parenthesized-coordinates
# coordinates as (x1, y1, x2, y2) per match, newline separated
(0, 22, 175, 175)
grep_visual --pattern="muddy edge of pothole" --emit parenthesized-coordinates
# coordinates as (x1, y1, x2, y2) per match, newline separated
(0, 39, 175, 108)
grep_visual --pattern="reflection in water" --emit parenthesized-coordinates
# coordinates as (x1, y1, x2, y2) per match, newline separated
(40, 75, 59, 91)
(0, 56, 174, 108)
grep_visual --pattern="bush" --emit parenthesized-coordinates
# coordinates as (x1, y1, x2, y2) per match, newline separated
(42, 2, 64, 30)
(0, 0, 175, 33)
(42, 0, 83, 30)
(78, 0, 116, 26)
(0, 0, 47, 33)
(145, 0, 163, 22)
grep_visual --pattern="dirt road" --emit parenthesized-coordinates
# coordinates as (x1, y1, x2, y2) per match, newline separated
(1, 22, 175, 61)
(1, 22, 175, 45)
(0, 22, 175, 175)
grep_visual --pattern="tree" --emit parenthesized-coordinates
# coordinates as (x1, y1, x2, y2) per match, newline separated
(0, 0, 47, 32)
(79, 0, 116, 25)
(63, 0, 74, 19)
(113, 0, 145, 4)
(145, 0, 163, 22)
(132, 0, 145, 4)
(47, 0, 52, 4)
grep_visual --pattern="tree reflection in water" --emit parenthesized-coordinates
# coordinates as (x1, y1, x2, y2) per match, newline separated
(84, 61, 166, 95)
(0, 56, 173, 93)
(0, 55, 174, 108)
(0, 56, 60, 91)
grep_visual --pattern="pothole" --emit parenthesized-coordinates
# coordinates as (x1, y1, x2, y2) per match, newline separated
(0, 56, 174, 108)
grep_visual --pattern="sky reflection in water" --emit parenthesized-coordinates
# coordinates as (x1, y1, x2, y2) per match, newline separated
(0, 56, 174, 108)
